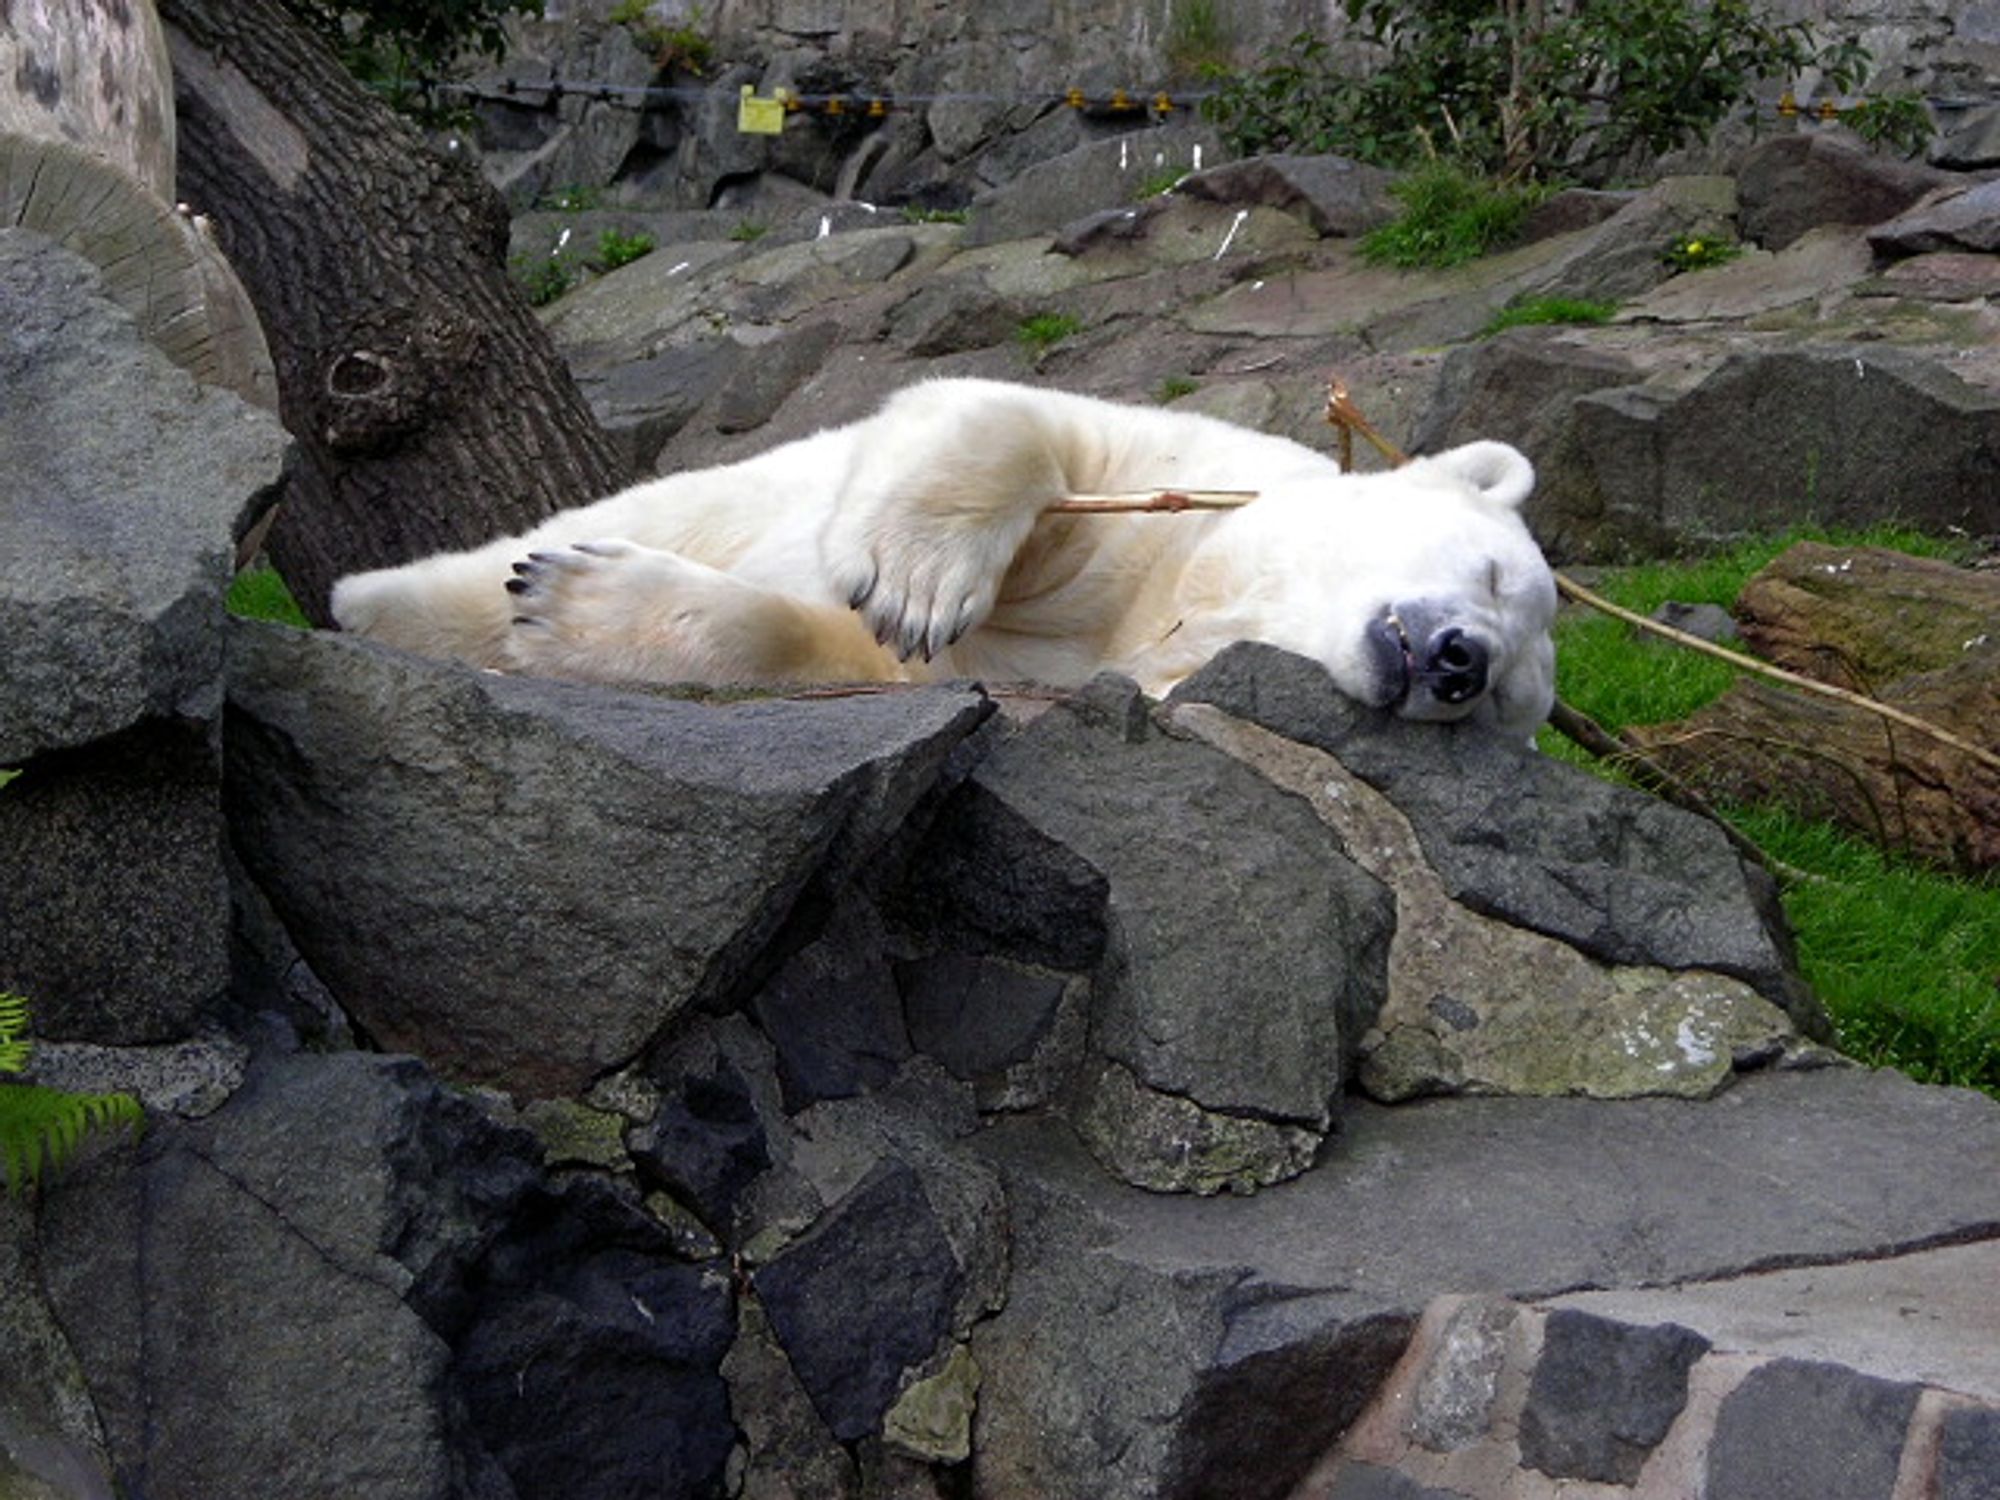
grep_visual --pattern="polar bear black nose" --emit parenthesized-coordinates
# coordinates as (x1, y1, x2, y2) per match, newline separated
(1420, 627, 1489, 704)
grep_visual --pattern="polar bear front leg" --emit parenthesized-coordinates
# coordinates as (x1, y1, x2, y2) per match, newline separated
(819, 394, 1069, 662)
(503, 540, 907, 687)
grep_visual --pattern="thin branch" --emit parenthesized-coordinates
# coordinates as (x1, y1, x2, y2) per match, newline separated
(1046, 489, 1258, 515)
(1547, 698, 1811, 882)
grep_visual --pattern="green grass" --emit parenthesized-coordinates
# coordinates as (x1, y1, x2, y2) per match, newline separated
(595, 228, 655, 271)
(1481, 295, 1619, 337)
(1016, 311, 1083, 358)
(1156, 374, 1199, 402)
(1359, 161, 1542, 270)
(1731, 805, 2000, 1095)
(227, 565, 311, 628)
(1543, 526, 1999, 1095)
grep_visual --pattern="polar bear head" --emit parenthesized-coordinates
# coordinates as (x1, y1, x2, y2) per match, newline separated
(1200, 441, 1558, 739)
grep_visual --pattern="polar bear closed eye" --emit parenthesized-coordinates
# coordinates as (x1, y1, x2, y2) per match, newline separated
(330, 378, 1559, 737)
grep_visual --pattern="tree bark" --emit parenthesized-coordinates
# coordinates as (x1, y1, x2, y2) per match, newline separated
(159, 0, 633, 623)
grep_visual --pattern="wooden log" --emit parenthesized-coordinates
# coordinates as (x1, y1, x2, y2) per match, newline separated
(1629, 544, 2000, 873)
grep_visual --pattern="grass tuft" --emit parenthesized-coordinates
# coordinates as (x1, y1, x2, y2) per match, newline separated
(1360, 161, 1541, 270)
(1481, 295, 1619, 336)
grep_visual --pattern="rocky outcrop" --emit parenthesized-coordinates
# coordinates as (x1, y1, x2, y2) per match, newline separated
(0, 231, 289, 1044)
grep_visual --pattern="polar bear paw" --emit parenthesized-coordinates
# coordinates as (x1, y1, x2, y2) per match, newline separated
(821, 507, 1038, 663)
(502, 539, 726, 680)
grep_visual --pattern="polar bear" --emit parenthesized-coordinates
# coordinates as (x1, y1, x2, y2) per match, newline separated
(330, 378, 1559, 736)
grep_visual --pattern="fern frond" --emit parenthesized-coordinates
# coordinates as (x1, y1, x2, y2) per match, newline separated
(0, 1084, 144, 1195)
(0, 992, 30, 1073)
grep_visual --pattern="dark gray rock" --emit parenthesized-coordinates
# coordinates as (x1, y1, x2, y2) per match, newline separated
(711, 318, 842, 434)
(898, 952, 1069, 1080)
(1652, 599, 1741, 645)
(432, 1178, 737, 1500)
(1518, 1310, 1710, 1483)
(964, 124, 1222, 247)
(629, 1050, 775, 1233)
(571, 338, 745, 474)
(1409, 325, 1644, 492)
(1705, 1358, 1922, 1500)
(1932, 104, 2000, 170)
(884, 276, 1022, 354)
(1327, 1465, 1466, 1500)
(0, 230, 289, 764)
(755, 1159, 964, 1443)
(0, 232, 286, 1046)
(750, 895, 912, 1110)
(1050, 200, 1165, 255)
(1869, 177, 2000, 257)
(1939, 1405, 2000, 1500)
(35, 1050, 540, 1500)
(1564, 343, 2000, 556)
(225, 623, 991, 1095)
(897, 677, 1394, 1145)
(1172, 645, 1824, 1037)
(1527, 174, 1737, 302)
(1177, 153, 1397, 237)
(1737, 135, 1953, 251)
(0, 723, 230, 1044)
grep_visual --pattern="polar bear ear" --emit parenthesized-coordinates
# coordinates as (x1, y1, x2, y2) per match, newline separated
(1430, 440, 1535, 510)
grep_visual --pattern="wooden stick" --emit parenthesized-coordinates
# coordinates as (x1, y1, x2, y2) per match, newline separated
(1554, 572, 2000, 776)
(1325, 377, 1411, 468)
(1046, 488, 1257, 514)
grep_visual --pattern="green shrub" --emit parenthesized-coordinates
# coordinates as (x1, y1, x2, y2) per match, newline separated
(1845, 92, 1935, 158)
(510, 252, 579, 306)
(1156, 375, 1200, 402)
(1481, 295, 1620, 335)
(1359, 161, 1541, 268)
(1204, 0, 1875, 182)
(0, 993, 144, 1196)
(594, 228, 656, 271)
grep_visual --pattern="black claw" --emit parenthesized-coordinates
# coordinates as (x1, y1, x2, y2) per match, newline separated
(505, 577, 529, 594)
(511, 560, 533, 575)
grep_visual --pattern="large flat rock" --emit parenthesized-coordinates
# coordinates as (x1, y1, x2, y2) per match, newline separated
(967, 1067, 2000, 1500)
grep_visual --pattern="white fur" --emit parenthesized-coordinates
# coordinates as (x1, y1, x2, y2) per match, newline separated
(331, 378, 1559, 736)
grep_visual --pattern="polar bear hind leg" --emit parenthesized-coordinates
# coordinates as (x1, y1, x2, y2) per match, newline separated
(501, 539, 906, 687)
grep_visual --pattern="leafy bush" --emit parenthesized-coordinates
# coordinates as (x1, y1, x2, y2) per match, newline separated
(594, 228, 656, 271)
(0, 993, 144, 1196)
(510, 252, 580, 305)
(1359, 161, 1542, 268)
(288, 0, 545, 116)
(1844, 92, 1935, 157)
(1204, 0, 1875, 182)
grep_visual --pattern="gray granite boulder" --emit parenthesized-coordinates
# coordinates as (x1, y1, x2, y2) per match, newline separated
(964, 123, 1223, 247)
(1172, 646, 1824, 1039)
(1869, 176, 2000, 257)
(224, 623, 991, 1095)
(893, 676, 1394, 1192)
(1736, 134, 1954, 252)
(0, 230, 289, 1045)
(1176, 153, 1397, 237)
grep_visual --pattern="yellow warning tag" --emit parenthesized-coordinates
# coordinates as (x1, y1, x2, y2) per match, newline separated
(738, 85, 786, 135)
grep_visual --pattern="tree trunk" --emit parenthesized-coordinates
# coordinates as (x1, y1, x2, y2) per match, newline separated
(159, 0, 633, 623)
